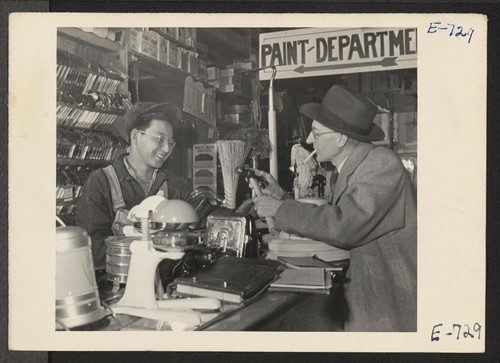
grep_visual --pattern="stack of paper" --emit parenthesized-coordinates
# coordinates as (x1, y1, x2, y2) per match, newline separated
(265, 237, 350, 262)
(277, 256, 349, 272)
(269, 268, 333, 294)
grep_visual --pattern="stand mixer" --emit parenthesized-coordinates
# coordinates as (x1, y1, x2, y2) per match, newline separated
(110, 196, 221, 330)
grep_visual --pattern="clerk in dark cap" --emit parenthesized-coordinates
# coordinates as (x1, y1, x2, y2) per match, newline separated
(252, 85, 417, 332)
(76, 102, 190, 270)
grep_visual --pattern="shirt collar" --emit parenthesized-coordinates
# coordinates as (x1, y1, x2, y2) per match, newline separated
(336, 156, 348, 173)
(123, 154, 158, 184)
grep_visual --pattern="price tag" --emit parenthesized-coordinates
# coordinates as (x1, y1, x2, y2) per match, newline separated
(63, 186, 74, 201)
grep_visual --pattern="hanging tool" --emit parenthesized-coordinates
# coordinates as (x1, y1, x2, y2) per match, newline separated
(235, 166, 277, 235)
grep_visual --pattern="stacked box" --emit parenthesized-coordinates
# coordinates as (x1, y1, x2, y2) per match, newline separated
(220, 68, 234, 78)
(232, 61, 254, 71)
(167, 42, 178, 68)
(193, 143, 217, 193)
(157, 35, 169, 65)
(219, 83, 242, 95)
(139, 30, 159, 59)
(207, 65, 245, 95)
(128, 28, 142, 53)
(207, 66, 220, 81)
(158, 35, 185, 70)
(198, 59, 208, 82)
(178, 27, 195, 48)
(188, 51, 199, 75)
(183, 76, 216, 127)
(220, 76, 233, 86)
(178, 48, 190, 72)
(223, 113, 250, 125)
(223, 104, 250, 125)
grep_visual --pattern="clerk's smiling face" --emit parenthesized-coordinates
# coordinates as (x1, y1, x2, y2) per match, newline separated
(132, 119, 174, 170)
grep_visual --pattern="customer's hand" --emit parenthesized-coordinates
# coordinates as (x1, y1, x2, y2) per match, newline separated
(249, 169, 286, 199)
(252, 195, 283, 218)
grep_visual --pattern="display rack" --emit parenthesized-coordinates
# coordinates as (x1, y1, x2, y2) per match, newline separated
(56, 27, 131, 222)
(55, 27, 260, 220)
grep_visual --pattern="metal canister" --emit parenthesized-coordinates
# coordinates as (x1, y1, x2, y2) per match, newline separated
(56, 226, 106, 329)
(105, 236, 136, 284)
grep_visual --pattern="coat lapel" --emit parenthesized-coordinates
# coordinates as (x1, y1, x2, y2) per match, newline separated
(333, 143, 374, 205)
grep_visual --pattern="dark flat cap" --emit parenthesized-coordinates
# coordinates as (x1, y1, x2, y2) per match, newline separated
(112, 102, 182, 143)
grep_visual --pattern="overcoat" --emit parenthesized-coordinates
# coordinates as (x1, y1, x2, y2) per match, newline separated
(275, 143, 417, 331)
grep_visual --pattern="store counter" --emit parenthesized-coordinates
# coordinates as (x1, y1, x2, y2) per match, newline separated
(98, 276, 346, 332)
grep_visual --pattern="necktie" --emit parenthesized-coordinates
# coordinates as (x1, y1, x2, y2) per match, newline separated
(330, 168, 339, 192)
(328, 168, 339, 204)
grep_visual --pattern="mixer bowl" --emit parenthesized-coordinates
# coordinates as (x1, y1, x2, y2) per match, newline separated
(151, 230, 202, 251)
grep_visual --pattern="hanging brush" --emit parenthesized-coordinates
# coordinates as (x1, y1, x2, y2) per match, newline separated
(216, 140, 250, 209)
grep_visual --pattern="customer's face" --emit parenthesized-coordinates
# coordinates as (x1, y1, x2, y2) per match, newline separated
(306, 120, 342, 162)
(133, 119, 174, 170)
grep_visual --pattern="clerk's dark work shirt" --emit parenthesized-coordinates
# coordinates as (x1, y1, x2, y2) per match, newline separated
(75, 153, 190, 269)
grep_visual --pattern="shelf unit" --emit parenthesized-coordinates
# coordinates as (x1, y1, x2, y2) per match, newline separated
(129, 50, 189, 85)
(57, 158, 115, 167)
(56, 27, 131, 221)
(55, 27, 260, 221)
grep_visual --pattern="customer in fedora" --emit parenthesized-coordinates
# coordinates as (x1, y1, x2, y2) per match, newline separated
(76, 102, 190, 271)
(252, 85, 417, 332)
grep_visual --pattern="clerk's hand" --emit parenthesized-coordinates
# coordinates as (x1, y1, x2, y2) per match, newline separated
(249, 169, 286, 199)
(252, 195, 283, 218)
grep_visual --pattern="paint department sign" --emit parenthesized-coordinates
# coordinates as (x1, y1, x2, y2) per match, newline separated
(259, 27, 417, 80)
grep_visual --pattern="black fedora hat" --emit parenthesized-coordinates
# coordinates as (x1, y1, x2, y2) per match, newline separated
(112, 102, 182, 144)
(299, 85, 385, 142)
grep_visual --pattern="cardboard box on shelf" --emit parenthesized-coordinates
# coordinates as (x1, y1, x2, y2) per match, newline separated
(139, 31, 159, 59)
(167, 42, 178, 68)
(220, 68, 234, 78)
(223, 113, 250, 125)
(219, 84, 242, 94)
(188, 51, 199, 75)
(179, 28, 196, 48)
(183, 76, 216, 127)
(128, 28, 142, 53)
(220, 75, 242, 87)
(207, 66, 221, 81)
(178, 48, 190, 72)
(220, 76, 233, 86)
(157, 36, 169, 65)
(198, 59, 208, 82)
(232, 61, 254, 71)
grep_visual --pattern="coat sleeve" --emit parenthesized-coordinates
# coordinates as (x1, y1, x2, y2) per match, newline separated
(275, 152, 407, 250)
(75, 170, 114, 269)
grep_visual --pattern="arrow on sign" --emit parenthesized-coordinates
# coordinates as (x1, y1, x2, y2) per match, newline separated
(294, 57, 398, 74)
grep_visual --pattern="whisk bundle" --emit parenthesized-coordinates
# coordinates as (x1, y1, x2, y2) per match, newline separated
(216, 140, 250, 209)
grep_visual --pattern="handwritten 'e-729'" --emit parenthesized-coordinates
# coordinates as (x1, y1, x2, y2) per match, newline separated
(431, 323, 482, 341)
(427, 22, 475, 43)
